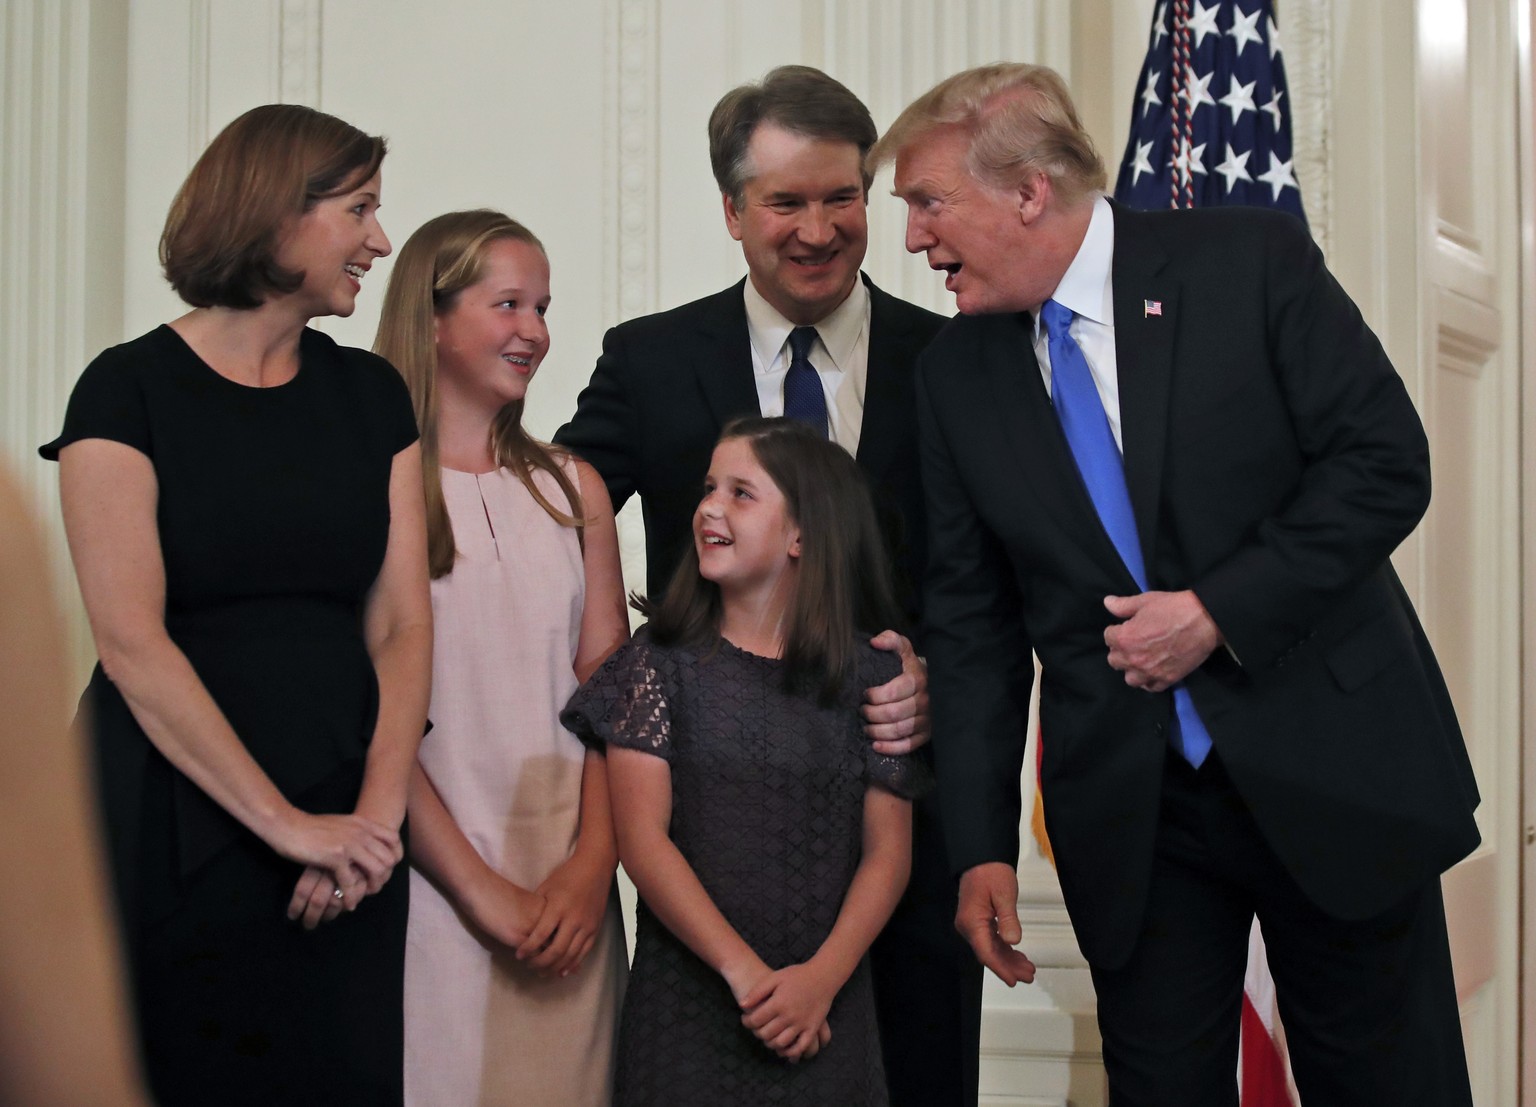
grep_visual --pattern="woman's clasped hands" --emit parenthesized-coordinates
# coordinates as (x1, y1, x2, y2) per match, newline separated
(272, 808, 403, 929)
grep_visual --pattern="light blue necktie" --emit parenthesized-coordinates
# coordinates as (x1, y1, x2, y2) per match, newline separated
(1041, 299, 1212, 768)
(783, 326, 828, 438)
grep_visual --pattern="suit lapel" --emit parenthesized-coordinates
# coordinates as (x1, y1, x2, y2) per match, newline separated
(1110, 209, 1176, 564)
(857, 276, 914, 481)
(691, 280, 760, 430)
(984, 313, 1134, 579)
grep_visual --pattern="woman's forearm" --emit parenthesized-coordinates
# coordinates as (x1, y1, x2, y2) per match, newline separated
(355, 621, 432, 828)
(105, 633, 299, 843)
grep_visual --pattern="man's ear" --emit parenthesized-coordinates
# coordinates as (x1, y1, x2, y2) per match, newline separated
(722, 192, 745, 242)
(1017, 171, 1052, 225)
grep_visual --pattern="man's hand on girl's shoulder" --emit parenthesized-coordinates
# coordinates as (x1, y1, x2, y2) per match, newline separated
(862, 630, 931, 755)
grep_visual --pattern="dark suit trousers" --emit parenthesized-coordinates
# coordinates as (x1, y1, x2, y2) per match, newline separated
(1090, 751, 1471, 1107)
(871, 787, 985, 1107)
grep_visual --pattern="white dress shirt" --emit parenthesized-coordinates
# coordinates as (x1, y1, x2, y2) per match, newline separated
(1032, 195, 1123, 450)
(744, 276, 872, 456)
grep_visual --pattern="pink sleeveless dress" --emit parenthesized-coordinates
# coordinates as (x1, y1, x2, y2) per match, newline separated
(404, 463, 626, 1106)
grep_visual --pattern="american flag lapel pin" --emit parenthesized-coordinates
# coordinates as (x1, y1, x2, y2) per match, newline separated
(1143, 299, 1163, 318)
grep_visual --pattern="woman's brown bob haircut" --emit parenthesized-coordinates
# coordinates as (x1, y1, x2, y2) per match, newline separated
(161, 103, 387, 309)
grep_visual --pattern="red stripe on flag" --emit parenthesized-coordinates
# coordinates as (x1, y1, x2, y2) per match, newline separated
(1240, 993, 1294, 1107)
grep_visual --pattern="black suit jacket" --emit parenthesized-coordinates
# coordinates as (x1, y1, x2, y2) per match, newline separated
(917, 204, 1481, 970)
(556, 274, 947, 619)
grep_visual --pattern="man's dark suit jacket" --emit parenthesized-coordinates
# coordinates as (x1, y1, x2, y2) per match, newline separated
(556, 273, 945, 619)
(916, 203, 1482, 971)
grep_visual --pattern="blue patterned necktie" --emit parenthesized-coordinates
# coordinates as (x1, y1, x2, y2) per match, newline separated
(783, 326, 828, 438)
(1041, 298, 1212, 768)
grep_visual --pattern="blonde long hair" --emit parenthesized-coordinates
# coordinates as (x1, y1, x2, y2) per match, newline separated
(375, 209, 584, 579)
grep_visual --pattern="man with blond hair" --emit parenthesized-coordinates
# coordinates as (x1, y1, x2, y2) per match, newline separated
(873, 62, 1477, 1105)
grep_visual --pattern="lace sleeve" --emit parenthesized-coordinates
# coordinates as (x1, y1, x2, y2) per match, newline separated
(560, 628, 674, 760)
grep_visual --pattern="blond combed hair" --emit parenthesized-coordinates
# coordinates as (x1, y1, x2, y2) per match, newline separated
(869, 63, 1106, 205)
(374, 209, 585, 579)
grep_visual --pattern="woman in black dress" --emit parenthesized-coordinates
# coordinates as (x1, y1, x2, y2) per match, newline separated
(42, 104, 432, 1106)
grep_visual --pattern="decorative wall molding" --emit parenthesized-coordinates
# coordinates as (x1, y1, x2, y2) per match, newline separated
(1, 0, 109, 674)
(279, 0, 323, 107)
(610, 0, 659, 329)
(186, 0, 211, 162)
(1287, 0, 1334, 255)
(604, 0, 661, 612)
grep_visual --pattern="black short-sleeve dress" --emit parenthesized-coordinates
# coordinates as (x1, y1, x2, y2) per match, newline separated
(561, 626, 930, 1106)
(42, 325, 418, 1106)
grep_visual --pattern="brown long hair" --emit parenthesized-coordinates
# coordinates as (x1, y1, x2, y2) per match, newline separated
(162, 103, 387, 308)
(374, 209, 584, 579)
(639, 418, 903, 705)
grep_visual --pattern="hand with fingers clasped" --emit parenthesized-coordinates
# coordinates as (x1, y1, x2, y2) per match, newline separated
(739, 960, 840, 1063)
(463, 870, 547, 952)
(515, 847, 612, 977)
(270, 810, 402, 929)
(287, 865, 363, 930)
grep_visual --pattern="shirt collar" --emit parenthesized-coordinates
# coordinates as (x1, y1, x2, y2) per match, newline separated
(744, 274, 870, 372)
(1046, 194, 1115, 327)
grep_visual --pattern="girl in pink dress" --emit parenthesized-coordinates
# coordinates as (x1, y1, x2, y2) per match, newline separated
(375, 210, 628, 1106)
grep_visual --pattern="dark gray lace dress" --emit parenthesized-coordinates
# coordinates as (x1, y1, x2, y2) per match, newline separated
(561, 627, 929, 1106)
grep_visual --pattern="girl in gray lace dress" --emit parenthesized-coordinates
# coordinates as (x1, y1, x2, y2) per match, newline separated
(562, 417, 928, 1106)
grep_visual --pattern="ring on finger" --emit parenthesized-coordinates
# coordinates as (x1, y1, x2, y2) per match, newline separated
(332, 886, 345, 902)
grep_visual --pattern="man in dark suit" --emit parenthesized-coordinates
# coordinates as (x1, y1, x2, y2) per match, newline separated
(871, 63, 1480, 1105)
(556, 66, 984, 1106)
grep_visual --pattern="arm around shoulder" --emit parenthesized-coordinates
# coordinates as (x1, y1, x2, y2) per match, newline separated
(554, 326, 640, 512)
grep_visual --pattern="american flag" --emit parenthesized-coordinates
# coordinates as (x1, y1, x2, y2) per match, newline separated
(1113, 0, 1306, 226)
(1111, 5, 1306, 1105)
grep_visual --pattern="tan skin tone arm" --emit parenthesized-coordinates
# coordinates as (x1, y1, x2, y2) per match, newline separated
(0, 467, 153, 1107)
(610, 747, 912, 1063)
(517, 462, 628, 974)
(288, 442, 434, 927)
(607, 745, 771, 1000)
(59, 439, 402, 911)
(407, 461, 627, 972)
(739, 787, 911, 1060)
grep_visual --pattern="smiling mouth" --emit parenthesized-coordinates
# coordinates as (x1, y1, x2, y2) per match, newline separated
(701, 535, 732, 546)
(343, 263, 366, 281)
(790, 251, 837, 268)
(504, 354, 532, 367)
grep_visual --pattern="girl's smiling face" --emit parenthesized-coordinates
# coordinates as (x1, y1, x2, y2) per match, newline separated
(434, 237, 551, 416)
(694, 436, 801, 598)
